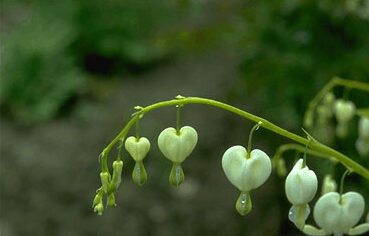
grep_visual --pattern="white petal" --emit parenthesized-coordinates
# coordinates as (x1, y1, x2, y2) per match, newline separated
(285, 159, 318, 205)
(157, 126, 198, 163)
(125, 136, 150, 161)
(313, 192, 365, 234)
(222, 146, 271, 192)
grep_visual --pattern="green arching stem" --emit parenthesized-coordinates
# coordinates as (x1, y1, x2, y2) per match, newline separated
(101, 96, 369, 180)
(176, 105, 181, 135)
(303, 77, 369, 128)
(356, 108, 369, 117)
(135, 118, 140, 140)
(117, 138, 124, 161)
(247, 121, 262, 158)
(339, 170, 351, 204)
(301, 139, 311, 168)
(273, 143, 332, 161)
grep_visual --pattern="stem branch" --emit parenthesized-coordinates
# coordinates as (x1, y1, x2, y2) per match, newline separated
(101, 96, 369, 180)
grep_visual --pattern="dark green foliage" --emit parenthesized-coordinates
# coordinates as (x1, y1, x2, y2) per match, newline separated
(1, 0, 187, 124)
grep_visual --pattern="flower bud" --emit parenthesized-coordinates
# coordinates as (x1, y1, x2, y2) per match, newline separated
(323, 92, 335, 106)
(107, 193, 116, 207)
(111, 160, 123, 191)
(169, 162, 184, 187)
(285, 159, 318, 205)
(356, 138, 369, 157)
(313, 191, 365, 235)
(334, 99, 356, 123)
(222, 146, 272, 192)
(94, 202, 104, 215)
(321, 174, 337, 195)
(132, 161, 147, 186)
(158, 126, 198, 163)
(125, 136, 150, 162)
(317, 105, 331, 125)
(92, 192, 102, 208)
(100, 172, 111, 194)
(358, 116, 369, 140)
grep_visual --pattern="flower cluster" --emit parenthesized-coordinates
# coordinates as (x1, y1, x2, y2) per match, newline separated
(309, 90, 369, 158)
(92, 122, 198, 214)
(283, 162, 369, 236)
(92, 84, 369, 234)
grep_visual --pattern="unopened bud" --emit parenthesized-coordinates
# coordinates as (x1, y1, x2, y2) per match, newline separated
(321, 174, 337, 195)
(323, 92, 335, 106)
(107, 193, 116, 207)
(111, 160, 123, 191)
(94, 203, 104, 215)
(100, 172, 111, 194)
(92, 191, 103, 208)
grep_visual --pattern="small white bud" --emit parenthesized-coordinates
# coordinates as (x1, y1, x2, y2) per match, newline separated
(323, 92, 335, 106)
(285, 159, 318, 205)
(333, 99, 356, 123)
(321, 174, 337, 195)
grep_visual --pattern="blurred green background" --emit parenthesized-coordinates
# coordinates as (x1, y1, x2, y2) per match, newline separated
(1, 0, 369, 235)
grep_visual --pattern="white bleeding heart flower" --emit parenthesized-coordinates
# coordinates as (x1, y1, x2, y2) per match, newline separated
(158, 126, 198, 163)
(222, 145, 272, 192)
(358, 116, 369, 140)
(334, 99, 356, 124)
(125, 136, 150, 162)
(313, 191, 365, 235)
(285, 159, 318, 205)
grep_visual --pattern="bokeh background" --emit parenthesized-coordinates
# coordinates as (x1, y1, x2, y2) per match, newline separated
(1, 0, 369, 235)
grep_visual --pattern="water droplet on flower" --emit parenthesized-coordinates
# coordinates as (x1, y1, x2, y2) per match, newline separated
(236, 192, 252, 216)
(288, 204, 310, 229)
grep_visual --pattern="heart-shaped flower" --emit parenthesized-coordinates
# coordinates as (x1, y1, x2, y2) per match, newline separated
(334, 99, 356, 123)
(157, 126, 198, 163)
(222, 145, 271, 192)
(313, 191, 365, 235)
(285, 159, 318, 205)
(125, 136, 150, 162)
